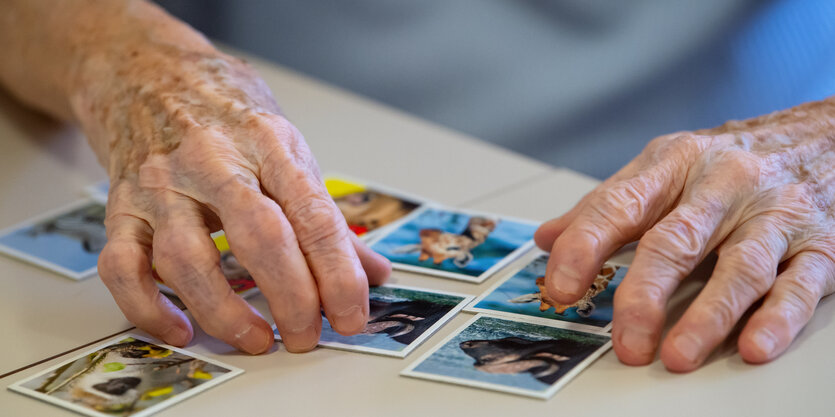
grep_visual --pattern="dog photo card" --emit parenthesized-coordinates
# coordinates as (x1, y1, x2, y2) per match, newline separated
(324, 174, 427, 241)
(368, 206, 537, 283)
(274, 285, 472, 358)
(8, 334, 243, 417)
(0, 199, 106, 280)
(401, 314, 611, 399)
(467, 250, 627, 332)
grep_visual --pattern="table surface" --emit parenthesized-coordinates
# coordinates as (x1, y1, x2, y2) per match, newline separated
(1, 49, 832, 417)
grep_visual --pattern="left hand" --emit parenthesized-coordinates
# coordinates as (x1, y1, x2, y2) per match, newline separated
(534, 98, 835, 371)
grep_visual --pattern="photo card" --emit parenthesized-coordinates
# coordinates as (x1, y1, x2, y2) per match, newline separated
(324, 174, 428, 241)
(274, 285, 472, 358)
(8, 334, 243, 417)
(401, 314, 611, 400)
(0, 199, 106, 280)
(368, 206, 537, 283)
(467, 250, 627, 332)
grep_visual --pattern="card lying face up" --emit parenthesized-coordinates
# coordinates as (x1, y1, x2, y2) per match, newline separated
(401, 314, 611, 400)
(368, 206, 537, 283)
(325, 175, 426, 241)
(8, 334, 243, 417)
(467, 250, 627, 332)
(154, 234, 260, 299)
(0, 199, 106, 280)
(274, 285, 472, 358)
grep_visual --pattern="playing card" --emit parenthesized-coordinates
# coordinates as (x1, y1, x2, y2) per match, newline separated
(0, 199, 105, 280)
(8, 334, 243, 417)
(274, 285, 472, 358)
(466, 250, 627, 332)
(324, 174, 426, 241)
(368, 206, 537, 283)
(401, 314, 611, 399)
(154, 234, 260, 299)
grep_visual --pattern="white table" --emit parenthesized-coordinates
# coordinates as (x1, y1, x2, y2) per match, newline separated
(1, 50, 832, 417)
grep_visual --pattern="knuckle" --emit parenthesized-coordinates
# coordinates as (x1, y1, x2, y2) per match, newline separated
(282, 194, 349, 249)
(696, 297, 739, 331)
(638, 223, 701, 276)
(720, 241, 777, 296)
(615, 277, 666, 313)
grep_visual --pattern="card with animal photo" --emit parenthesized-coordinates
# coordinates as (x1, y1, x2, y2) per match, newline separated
(324, 174, 427, 241)
(0, 199, 106, 280)
(401, 314, 611, 400)
(467, 250, 627, 332)
(8, 334, 243, 417)
(368, 206, 537, 283)
(274, 285, 472, 358)
(155, 234, 259, 299)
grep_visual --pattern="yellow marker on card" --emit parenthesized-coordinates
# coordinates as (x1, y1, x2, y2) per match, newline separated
(191, 370, 213, 380)
(325, 177, 366, 198)
(213, 234, 230, 252)
(142, 386, 173, 400)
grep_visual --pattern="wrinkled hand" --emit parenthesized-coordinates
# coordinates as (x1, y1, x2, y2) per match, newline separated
(73, 44, 390, 353)
(535, 99, 835, 371)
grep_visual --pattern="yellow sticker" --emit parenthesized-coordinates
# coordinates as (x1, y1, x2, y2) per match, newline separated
(213, 234, 230, 252)
(325, 177, 366, 198)
(142, 385, 173, 400)
(191, 370, 214, 380)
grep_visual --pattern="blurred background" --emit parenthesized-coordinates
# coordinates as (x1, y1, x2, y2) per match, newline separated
(155, 0, 835, 179)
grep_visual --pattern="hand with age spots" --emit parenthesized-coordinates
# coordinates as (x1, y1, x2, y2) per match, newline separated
(535, 98, 835, 371)
(0, 1, 390, 354)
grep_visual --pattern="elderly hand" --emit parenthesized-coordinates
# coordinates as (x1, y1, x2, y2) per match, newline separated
(71, 27, 390, 354)
(535, 99, 835, 371)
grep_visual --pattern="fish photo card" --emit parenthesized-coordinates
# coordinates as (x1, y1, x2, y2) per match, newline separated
(0, 199, 106, 280)
(466, 250, 627, 332)
(401, 314, 611, 400)
(274, 285, 472, 358)
(368, 206, 537, 283)
(8, 334, 243, 417)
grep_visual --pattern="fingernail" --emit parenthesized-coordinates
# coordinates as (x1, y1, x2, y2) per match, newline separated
(672, 332, 703, 363)
(283, 325, 319, 353)
(553, 264, 584, 297)
(620, 325, 656, 355)
(752, 328, 777, 357)
(334, 305, 367, 334)
(235, 323, 272, 354)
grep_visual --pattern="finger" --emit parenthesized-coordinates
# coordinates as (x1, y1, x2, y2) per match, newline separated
(209, 181, 324, 352)
(738, 251, 833, 363)
(534, 159, 642, 250)
(99, 212, 193, 346)
(351, 233, 391, 286)
(257, 117, 370, 335)
(152, 193, 274, 354)
(659, 216, 788, 372)
(544, 166, 680, 305)
(613, 197, 734, 365)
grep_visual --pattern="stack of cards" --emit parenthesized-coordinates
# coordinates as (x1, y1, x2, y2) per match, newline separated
(9, 335, 242, 417)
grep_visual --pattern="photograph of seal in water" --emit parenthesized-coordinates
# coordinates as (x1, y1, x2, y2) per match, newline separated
(273, 285, 472, 358)
(0, 200, 106, 280)
(402, 315, 611, 399)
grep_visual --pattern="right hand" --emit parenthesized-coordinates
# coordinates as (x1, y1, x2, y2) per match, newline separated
(76, 40, 391, 354)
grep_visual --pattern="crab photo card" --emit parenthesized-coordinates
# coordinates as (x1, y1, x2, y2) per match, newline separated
(274, 284, 472, 358)
(367, 205, 538, 283)
(466, 249, 628, 332)
(401, 314, 611, 400)
(8, 334, 243, 417)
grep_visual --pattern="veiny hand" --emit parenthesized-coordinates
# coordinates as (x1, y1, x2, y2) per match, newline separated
(535, 99, 835, 371)
(73, 42, 390, 353)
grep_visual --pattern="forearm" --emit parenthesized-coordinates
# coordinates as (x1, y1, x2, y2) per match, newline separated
(0, 0, 214, 124)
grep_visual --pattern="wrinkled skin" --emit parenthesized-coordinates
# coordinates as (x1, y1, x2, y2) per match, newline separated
(535, 99, 835, 371)
(72, 39, 391, 354)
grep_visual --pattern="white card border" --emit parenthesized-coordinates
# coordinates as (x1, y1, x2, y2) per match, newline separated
(275, 284, 473, 358)
(465, 249, 631, 333)
(366, 205, 538, 284)
(0, 199, 104, 280)
(83, 180, 109, 204)
(7, 333, 244, 417)
(400, 313, 612, 400)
